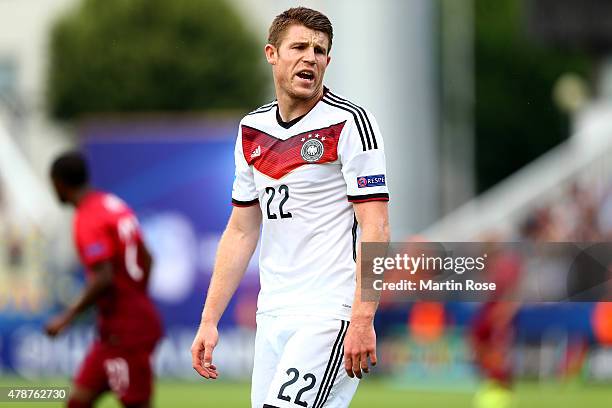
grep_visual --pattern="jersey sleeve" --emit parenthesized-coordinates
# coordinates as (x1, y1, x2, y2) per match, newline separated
(231, 123, 259, 207)
(76, 217, 116, 268)
(338, 110, 390, 203)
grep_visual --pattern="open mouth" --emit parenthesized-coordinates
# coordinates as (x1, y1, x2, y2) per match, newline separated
(296, 71, 315, 81)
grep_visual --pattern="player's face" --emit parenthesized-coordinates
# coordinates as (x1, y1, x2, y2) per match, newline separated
(266, 24, 331, 102)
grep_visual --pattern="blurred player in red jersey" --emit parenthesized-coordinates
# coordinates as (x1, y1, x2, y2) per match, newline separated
(470, 245, 522, 408)
(45, 151, 163, 408)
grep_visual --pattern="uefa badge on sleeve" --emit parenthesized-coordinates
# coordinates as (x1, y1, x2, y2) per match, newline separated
(300, 134, 324, 162)
(357, 174, 386, 188)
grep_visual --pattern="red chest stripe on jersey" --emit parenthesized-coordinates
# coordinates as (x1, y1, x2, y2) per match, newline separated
(241, 121, 346, 180)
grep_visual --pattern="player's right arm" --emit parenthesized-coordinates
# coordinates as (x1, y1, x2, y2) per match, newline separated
(191, 204, 261, 379)
(46, 209, 118, 337)
(45, 260, 114, 337)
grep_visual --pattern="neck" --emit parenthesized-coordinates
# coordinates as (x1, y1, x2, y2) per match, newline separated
(276, 87, 324, 122)
(71, 186, 92, 207)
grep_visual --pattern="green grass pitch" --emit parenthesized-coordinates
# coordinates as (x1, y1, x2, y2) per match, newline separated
(1, 376, 611, 407)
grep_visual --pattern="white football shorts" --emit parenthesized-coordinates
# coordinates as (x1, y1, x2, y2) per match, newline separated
(251, 314, 359, 408)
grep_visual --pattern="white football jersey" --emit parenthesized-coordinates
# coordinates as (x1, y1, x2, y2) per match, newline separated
(232, 88, 389, 320)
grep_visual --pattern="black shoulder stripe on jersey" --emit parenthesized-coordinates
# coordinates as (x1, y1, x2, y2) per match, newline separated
(247, 101, 277, 116)
(322, 97, 367, 152)
(247, 104, 276, 116)
(316, 321, 349, 408)
(254, 100, 276, 111)
(322, 95, 370, 151)
(327, 92, 378, 150)
(263, 405, 281, 408)
(325, 93, 372, 150)
(352, 214, 358, 262)
(231, 198, 259, 207)
(313, 320, 346, 408)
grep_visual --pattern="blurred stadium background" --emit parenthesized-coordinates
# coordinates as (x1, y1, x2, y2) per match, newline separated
(1, 0, 612, 406)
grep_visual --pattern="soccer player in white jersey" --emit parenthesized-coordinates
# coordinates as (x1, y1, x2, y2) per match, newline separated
(191, 7, 390, 407)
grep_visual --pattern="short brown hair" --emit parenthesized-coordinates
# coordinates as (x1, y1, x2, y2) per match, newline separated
(268, 7, 333, 53)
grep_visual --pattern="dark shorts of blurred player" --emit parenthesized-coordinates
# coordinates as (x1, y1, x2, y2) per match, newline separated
(73, 338, 159, 407)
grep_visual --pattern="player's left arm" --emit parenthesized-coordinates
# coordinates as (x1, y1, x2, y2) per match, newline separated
(344, 200, 390, 379)
(45, 260, 114, 337)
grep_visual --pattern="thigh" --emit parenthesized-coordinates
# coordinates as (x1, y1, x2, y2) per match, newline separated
(263, 319, 359, 408)
(73, 342, 110, 400)
(252, 315, 282, 408)
(104, 347, 155, 406)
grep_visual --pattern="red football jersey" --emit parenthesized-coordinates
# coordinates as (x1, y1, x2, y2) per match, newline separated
(73, 191, 162, 348)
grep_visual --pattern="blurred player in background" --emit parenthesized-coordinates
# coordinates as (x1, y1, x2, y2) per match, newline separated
(45, 151, 163, 408)
(191, 7, 390, 407)
(470, 245, 522, 408)
(471, 301, 518, 408)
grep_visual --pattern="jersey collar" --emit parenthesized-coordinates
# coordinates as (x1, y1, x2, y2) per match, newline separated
(274, 86, 330, 130)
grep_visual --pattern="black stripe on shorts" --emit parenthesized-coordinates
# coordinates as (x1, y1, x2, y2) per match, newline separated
(313, 320, 349, 408)
(318, 323, 349, 407)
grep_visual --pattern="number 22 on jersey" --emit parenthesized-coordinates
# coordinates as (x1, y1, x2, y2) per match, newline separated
(265, 184, 292, 220)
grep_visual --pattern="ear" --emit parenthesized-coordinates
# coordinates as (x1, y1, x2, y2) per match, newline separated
(265, 44, 277, 65)
(326, 54, 331, 67)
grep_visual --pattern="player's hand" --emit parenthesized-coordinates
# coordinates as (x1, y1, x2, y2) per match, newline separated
(191, 323, 219, 379)
(44, 312, 72, 337)
(343, 320, 377, 379)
